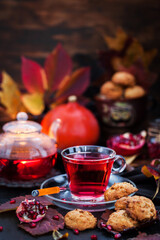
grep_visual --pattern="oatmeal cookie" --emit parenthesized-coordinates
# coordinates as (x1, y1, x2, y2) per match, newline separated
(115, 196, 132, 210)
(64, 209, 97, 231)
(112, 72, 136, 87)
(126, 196, 157, 222)
(104, 182, 138, 201)
(124, 85, 146, 99)
(107, 210, 138, 232)
(100, 81, 123, 100)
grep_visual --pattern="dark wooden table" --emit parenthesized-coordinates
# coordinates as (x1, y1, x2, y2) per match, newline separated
(0, 152, 160, 240)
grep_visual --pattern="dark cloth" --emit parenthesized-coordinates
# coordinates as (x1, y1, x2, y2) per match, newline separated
(122, 166, 160, 206)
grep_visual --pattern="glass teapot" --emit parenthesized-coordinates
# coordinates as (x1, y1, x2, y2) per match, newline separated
(0, 112, 60, 181)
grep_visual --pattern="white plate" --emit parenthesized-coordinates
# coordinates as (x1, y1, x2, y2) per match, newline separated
(40, 174, 137, 212)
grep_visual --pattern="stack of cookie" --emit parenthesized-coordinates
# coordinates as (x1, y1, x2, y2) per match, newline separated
(100, 71, 146, 100)
(107, 195, 157, 232)
(63, 182, 157, 234)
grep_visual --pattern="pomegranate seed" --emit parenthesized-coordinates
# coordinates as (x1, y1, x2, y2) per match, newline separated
(73, 229, 79, 235)
(18, 211, 25, 217)
(114, 233, 121, 239)
(0, 226, 3, 232)
(106, 225, 112, 231)
(91, 234, 97, 240)
(53, 215, 59, 220)
(35, 200, 40, 205)
(32, 213, 38, 220)
(40, 209, 45, 215)
(39, 204, 44, 210)
(10, 199, 16, 204)
(29, 222, 36, 228)
(100, 222, 106, 228)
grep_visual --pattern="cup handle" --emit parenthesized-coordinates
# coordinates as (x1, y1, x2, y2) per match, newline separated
(111, 155, 126, 174)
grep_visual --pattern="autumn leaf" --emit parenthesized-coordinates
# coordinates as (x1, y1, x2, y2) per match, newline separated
(19, 208, 64, 236)
(0, 71, 26, 119)
(52, 230, 69, 240)
(22, 92, 45, 115)
(44, 43, 72, 91)
(141, 159, 160, 199)
(104, 28, 128, 51)
(21, 57, 48, 93)
(55, 67, 90, 101)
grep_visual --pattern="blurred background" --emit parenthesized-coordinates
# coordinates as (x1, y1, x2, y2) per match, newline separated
(0, 0, 159, 123)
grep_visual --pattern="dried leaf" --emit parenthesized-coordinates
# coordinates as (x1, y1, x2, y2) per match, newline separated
(55, 67, 90, 101)
(128, 232, 160, 240)
(19, 208, 64, 236)
(21, 57, 47, 94)
(141, 161, 160, 199)
(44, 43, 72, 91)
(0, 195, 54, 213)
(0, 71, 26, 119)
(52, 230, 69, 240)
(104, 28, 128, 51)
(141, 165, 153, 178)
(122, 40, 157, 68)
(152, 179, 160, 200)
(22, 92, 45, 115)
(141, 165, 160, 180)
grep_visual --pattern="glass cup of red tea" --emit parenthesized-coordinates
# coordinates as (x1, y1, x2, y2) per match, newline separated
(61, 145, 126, 201)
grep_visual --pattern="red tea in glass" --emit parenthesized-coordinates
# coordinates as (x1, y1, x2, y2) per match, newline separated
(61, 146, 126, 200)
(0, 153, 57, 180)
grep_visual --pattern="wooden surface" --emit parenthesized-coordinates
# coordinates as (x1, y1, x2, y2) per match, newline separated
(0, 0, 160, 81)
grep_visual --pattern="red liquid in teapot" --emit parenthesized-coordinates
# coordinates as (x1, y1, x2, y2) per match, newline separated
(0, 153, 57, 180)
(63, 153, 114, 200)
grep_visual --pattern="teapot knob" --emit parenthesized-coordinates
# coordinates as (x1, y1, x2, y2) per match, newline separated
(17, 112, 28, 121)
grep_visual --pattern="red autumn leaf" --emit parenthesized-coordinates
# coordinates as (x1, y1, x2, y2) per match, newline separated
(0, 195, 54, 213)
(18, 208, 64, 236)
(55, 67, 90, 101)
(44, 43, 72, 91)
(21, 57, 47, 93)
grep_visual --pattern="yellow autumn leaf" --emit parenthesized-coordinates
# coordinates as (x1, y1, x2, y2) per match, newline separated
(104, 28, 128, 51)
(122, 40, 157, 68)
(0, 71, 26, 119)
(22, 93, 45, 116)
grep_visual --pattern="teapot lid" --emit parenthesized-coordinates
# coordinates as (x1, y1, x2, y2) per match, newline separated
(3, 112, 42, 134)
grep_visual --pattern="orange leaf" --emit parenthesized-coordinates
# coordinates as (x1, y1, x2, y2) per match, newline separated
(104, 28, 128, 51)
(44, 43, 72, 92)
(141, 165, 153, 178)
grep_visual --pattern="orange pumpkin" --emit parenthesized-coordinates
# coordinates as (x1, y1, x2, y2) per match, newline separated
(41, 97, 100, 149)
